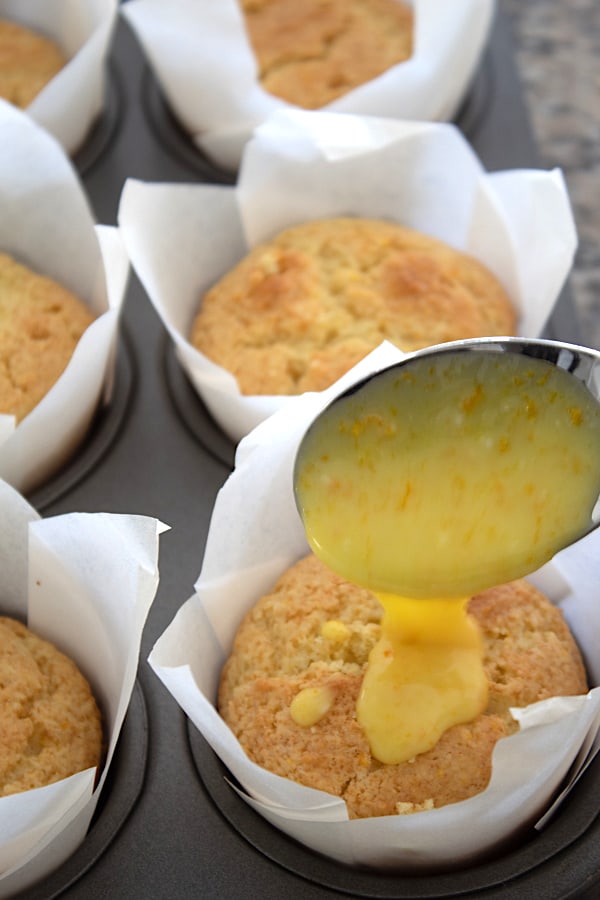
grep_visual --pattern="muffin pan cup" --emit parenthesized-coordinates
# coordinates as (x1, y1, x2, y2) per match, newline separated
(16, 6, 600, 899)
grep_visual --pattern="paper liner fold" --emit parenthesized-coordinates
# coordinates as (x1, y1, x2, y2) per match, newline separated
(149, 342, 600, 870)
(118, 111, 577, 445)
(0, 480, 166, 897)
(122, 0, 496, 171)
(1, 0, 119, 155)
(0, 99, 128, 493)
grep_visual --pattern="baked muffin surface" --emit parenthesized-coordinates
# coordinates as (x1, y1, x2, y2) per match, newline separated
(241, 0, 413, 109)
(0, 616, 103, 798)
(0, 252, 94, 422)
(0, 19, 65, 108)
(191, 217, 517, 396)
(219, 554, 588, 818)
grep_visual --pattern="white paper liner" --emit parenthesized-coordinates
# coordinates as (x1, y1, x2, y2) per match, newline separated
(0, 478, 166, 897)
(122, 0, 496, 171)
(0, 0, 118, 156)
(149, 341, 600, 871)
(0, 99, 128, 494)
(118, 110, 577, 444)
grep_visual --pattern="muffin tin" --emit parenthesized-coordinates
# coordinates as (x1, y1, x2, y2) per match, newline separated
(13, 5, 600, 899)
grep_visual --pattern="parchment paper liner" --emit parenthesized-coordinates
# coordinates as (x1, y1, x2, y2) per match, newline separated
(149, 341, 600, 871)
(0, 99, 128, 494)
(0, 0, 118, 156)
(122, 0, 496, 171)
(0, 479, 166, 897)
(118, 110, 577, 445)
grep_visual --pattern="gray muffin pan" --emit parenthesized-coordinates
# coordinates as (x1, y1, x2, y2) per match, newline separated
(15, 5, 600, 899)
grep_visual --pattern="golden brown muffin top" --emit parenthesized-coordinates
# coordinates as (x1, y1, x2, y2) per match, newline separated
(241, 0, 413, 109)
(0, 252, 94, 422)
(0, 19, 66, 108)
(0, 616, 103, 798)
(191, 217, 517, 396)
(219, 554, 587, 818)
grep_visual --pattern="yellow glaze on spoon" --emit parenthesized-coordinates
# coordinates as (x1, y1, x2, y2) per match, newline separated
(294, 350, 600, 763)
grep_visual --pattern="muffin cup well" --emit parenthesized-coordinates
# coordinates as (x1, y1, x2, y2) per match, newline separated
(149, 341, 600, 871)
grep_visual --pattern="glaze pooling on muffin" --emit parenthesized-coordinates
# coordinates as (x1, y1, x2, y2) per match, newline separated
(218, 555, 587, 818)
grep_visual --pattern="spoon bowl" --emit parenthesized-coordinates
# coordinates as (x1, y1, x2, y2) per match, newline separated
(293, 337, 600, 598)
(311, 336, 600, 412)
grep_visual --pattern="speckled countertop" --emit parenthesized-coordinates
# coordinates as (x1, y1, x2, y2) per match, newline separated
(502, 0, 600, 347)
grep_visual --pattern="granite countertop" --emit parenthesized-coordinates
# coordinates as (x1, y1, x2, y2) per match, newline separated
(502, 0, 600, 348)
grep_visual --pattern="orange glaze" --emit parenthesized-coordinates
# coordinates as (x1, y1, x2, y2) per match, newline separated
(295, 351, 600, 762)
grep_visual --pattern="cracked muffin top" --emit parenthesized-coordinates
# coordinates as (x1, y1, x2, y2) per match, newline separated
(190, 217, 517, 395)
(240, 0, 413, 109)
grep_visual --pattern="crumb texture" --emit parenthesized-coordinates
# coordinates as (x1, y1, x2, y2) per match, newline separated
(241, 0, 413, 108)
(0, 19, 65, 108)
(0, 616, 103, 797)
(0, 252, 94, 422)
(191, 218, 516, 396)
(219, 554, 587, 818)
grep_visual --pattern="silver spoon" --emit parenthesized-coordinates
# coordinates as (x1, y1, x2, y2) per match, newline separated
(293, 336, 600, 598)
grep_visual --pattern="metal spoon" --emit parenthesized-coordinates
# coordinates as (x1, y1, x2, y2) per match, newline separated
(293, 336, 600, 598)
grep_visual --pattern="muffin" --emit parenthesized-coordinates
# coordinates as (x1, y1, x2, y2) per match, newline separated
(0, 18, 66, 108)
(219, 553, 588, 819)
(241, 0, 414, 109)
(190, 217, 517, 395)
(0, 616, 103, 798)
(0, 251, 95, 422)
(123, 1, 495, 171)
